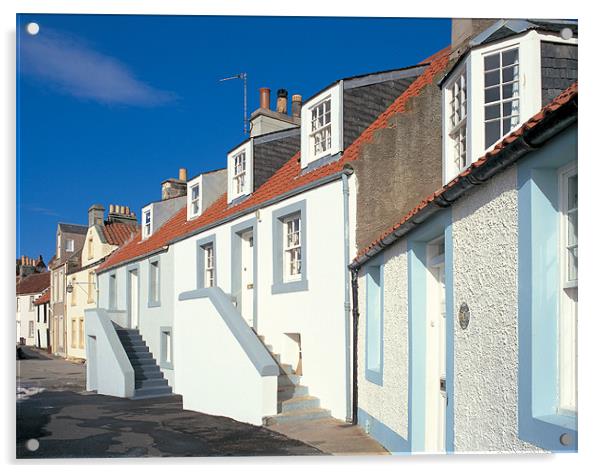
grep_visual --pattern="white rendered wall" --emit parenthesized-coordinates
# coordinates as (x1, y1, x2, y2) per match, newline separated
(357, 241, 410, 440)
(173, 178, 351, 420)
(174, 295, 277, 425)
(451, 166, 541, 452)
(17, 294, 40, 346)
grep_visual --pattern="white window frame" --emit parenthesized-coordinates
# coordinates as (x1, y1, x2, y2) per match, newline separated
(143, 209, 152, 238)
(227, 141, 253, 203)
(29, 295, 34, 311)
(204, 243, 215, 288)
(558, 161, 577, 415)
(186, 175, 203, 220)
(66, 238, 75, 253)
(300, 82, 343, 169)
(283, 215, 302, 282)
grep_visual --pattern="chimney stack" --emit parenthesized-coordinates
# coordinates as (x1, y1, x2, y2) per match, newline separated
(276, 89, 288, 114)
(107, 203, 138, 224)
(88, 203, 105, 227)
(259, 88, 271, 110)
(291, 94, 302, 118)
(161, 168, 188, 201)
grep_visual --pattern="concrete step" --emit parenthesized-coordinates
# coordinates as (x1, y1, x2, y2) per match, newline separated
(132, 385, 173, 400)
(118, 334, 143, 343)
(134, 369, 164, 381)
(280, 395, 320, 413)
(126, 351, 153, 360)
(130, 357, 157, 367)
(278, 373, 301, 387)
(279, 363, 294, 375)
(124, 344, 150, 353)
(278, 384, 309, 400)
(135, 377, 170, 389)
(263, 407, 332, 426)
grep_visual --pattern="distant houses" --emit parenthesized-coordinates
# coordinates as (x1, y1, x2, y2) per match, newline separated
(18, 18, 578, 454)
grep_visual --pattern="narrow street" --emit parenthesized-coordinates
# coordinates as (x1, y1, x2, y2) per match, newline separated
(16, 347, 323, 458)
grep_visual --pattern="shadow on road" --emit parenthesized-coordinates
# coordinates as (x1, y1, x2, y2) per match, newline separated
(17, 389, 325, 458)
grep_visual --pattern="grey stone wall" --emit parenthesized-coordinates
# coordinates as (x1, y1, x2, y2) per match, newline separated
(353, 75, 444, 251)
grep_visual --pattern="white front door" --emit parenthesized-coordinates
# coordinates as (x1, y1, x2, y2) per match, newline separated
(425, 237, 447, 452)
(240, 231, 254, 327)
(129, 269, 139, 329)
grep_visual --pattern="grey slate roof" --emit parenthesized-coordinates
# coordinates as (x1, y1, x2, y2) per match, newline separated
(58, 223, 88, 234)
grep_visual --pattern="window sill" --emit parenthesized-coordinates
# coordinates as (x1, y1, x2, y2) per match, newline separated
(519, 412, 578, 452)
(271, 279, 308, 295)
(365, 368, 383, 386)
(160, 361, 173, 370)
(148, 300, 161, 308)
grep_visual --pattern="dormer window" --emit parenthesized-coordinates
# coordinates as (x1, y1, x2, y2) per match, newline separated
(227, 141, 253, 203)
(483, 47, 520, 148)
(300, 82, 342, 169)
(441, 30, 572, 184)
(233, 151, 246, 195)
(143, 210, 152, 238)
(66, 239, 74, 252)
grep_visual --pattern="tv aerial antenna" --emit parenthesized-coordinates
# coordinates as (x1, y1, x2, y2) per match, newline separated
(219, 72, 248, 135)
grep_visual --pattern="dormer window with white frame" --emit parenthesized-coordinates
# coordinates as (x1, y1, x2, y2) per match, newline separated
(442, 29, 576, 184)
(186, 174, 203, 220)
(227, 140, 253, 203)
(300, 82, 343, 169)
(143, 209, 152, 239)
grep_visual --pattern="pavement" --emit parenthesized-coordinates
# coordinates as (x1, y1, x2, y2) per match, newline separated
(16, 346, 388, 458)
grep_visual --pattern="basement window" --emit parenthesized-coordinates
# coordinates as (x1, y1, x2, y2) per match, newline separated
(160, 327, 173, 369)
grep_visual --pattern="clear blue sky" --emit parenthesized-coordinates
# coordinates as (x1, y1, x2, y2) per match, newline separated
(16, 14, 451, 263)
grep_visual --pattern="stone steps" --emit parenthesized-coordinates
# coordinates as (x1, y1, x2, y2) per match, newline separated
(256, 333, 332, 427)
(115, 328, 173, 400)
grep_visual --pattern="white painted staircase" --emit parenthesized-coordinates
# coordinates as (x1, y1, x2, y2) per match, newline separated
(257, 335, 331, 426)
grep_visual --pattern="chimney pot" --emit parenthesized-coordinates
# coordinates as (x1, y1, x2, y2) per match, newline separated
(276, 89, 288, 114)
(179, 168, 187, 181)
(292, 94, 302, 118)
(259, 88, 271, 110)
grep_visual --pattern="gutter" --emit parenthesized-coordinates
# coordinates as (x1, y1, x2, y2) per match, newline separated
(349, 92, 577, 270)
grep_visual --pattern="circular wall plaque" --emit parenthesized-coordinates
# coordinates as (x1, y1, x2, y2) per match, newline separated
(458, 302, 470, 330)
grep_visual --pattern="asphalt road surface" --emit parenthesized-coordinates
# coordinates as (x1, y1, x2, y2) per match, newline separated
(16, 347, 323, 458)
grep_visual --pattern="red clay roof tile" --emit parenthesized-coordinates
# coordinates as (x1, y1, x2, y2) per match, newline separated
(16, 272, 50, 295)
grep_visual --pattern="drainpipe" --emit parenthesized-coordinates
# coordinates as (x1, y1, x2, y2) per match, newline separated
(351, 267, 359, 425)
(342, 172, 352, 422)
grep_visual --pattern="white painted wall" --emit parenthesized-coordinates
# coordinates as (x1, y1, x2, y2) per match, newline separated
(451, 166, 541, 452)
(16, 293, 41, 346)
(174, 294, 277, 425)
(357, 241, 409, 440)
(173, 178, 353, 420)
